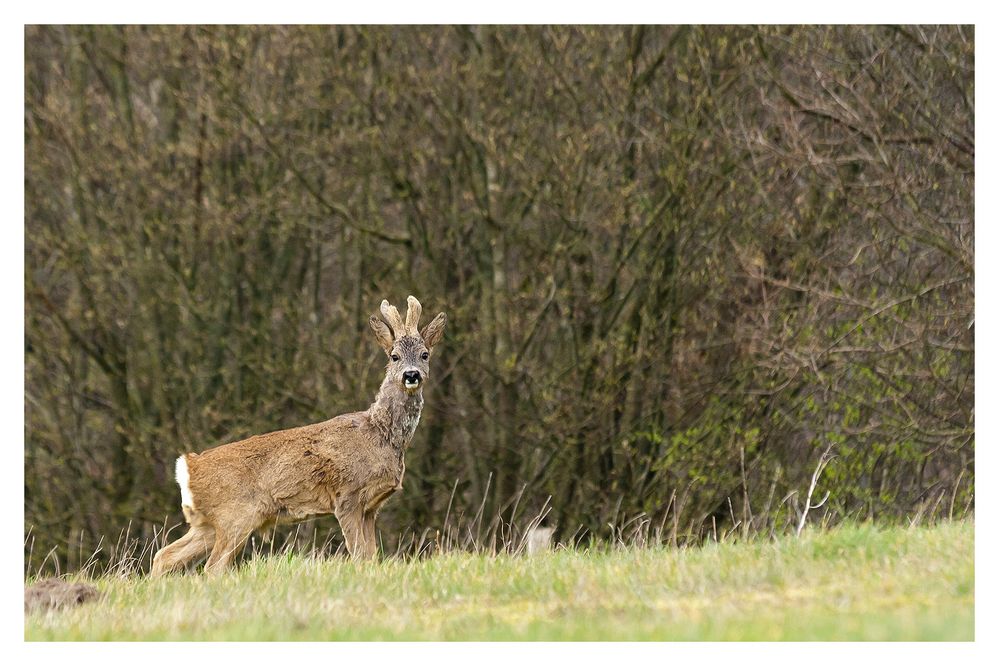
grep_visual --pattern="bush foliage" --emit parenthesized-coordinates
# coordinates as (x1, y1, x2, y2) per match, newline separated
(24, 26, 973, 571)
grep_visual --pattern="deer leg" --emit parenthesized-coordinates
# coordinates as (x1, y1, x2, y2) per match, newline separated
(338, 509, 366, 560)
(361, 510, 379, 559)
(335, 501, 376, 561)
(204, 534, 241, 574)
(151, 524, 215, 576)
(204, 526, 254, 575)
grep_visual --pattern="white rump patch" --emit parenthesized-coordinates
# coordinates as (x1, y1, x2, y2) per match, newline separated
(175, 455, 195, 509)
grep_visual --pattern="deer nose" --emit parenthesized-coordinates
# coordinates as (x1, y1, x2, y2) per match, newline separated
(402, 370, 422, 387)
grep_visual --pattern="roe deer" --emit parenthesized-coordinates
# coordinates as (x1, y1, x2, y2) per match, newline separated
(150, 296, 446, 575)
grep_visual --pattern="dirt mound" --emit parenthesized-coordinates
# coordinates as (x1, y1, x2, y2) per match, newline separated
(24, 579, 101, 613)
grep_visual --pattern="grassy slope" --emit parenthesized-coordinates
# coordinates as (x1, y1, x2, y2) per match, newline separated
(25, 521, 974, 641)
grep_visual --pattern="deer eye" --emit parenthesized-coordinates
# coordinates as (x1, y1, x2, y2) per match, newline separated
(391, 353, 400, 362)
(421, 352, 429, 360)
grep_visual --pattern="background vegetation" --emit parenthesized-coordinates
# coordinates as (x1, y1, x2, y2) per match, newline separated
(24, 26, 973, 572)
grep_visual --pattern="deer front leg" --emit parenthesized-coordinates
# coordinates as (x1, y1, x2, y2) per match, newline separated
(340, 509, 375, 560)
(336, 499, 377, 561)
(361, 510, 378, 557)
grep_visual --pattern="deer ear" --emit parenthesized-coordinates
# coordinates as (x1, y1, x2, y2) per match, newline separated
(369, 316, 394, 353)
(420, 312, 447, 349)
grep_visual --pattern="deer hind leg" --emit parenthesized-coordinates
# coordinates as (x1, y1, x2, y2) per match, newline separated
(203, 511, 262, 575)
(151, 524, 216, 576)
(204, 531, 245, 574)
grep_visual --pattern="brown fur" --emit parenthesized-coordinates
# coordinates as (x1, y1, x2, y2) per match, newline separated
(151, 296, 446, 575)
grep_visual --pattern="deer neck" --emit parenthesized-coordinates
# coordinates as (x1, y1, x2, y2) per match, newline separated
(367, 376, 424, 450)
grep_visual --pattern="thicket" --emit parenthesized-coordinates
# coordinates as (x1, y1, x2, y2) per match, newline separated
(24, 25, 974, 572)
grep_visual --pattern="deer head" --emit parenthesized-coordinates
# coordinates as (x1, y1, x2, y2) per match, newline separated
(369, 296, 447, 393)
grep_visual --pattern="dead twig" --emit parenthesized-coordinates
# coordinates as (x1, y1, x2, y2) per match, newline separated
(796, 444, 835, 537)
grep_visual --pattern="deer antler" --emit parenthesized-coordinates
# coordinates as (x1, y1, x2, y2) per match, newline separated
(379, 296, 425, 339)
(380, 299, 405, 338)
(405, 295, 422, 336)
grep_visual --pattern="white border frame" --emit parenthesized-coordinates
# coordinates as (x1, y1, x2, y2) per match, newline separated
(7, 4, 990, 663)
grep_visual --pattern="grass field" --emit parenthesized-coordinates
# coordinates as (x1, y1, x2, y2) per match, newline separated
(24, 520, 974, 641)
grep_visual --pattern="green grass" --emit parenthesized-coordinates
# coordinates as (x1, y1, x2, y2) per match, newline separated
(25, 521, 973, 641)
